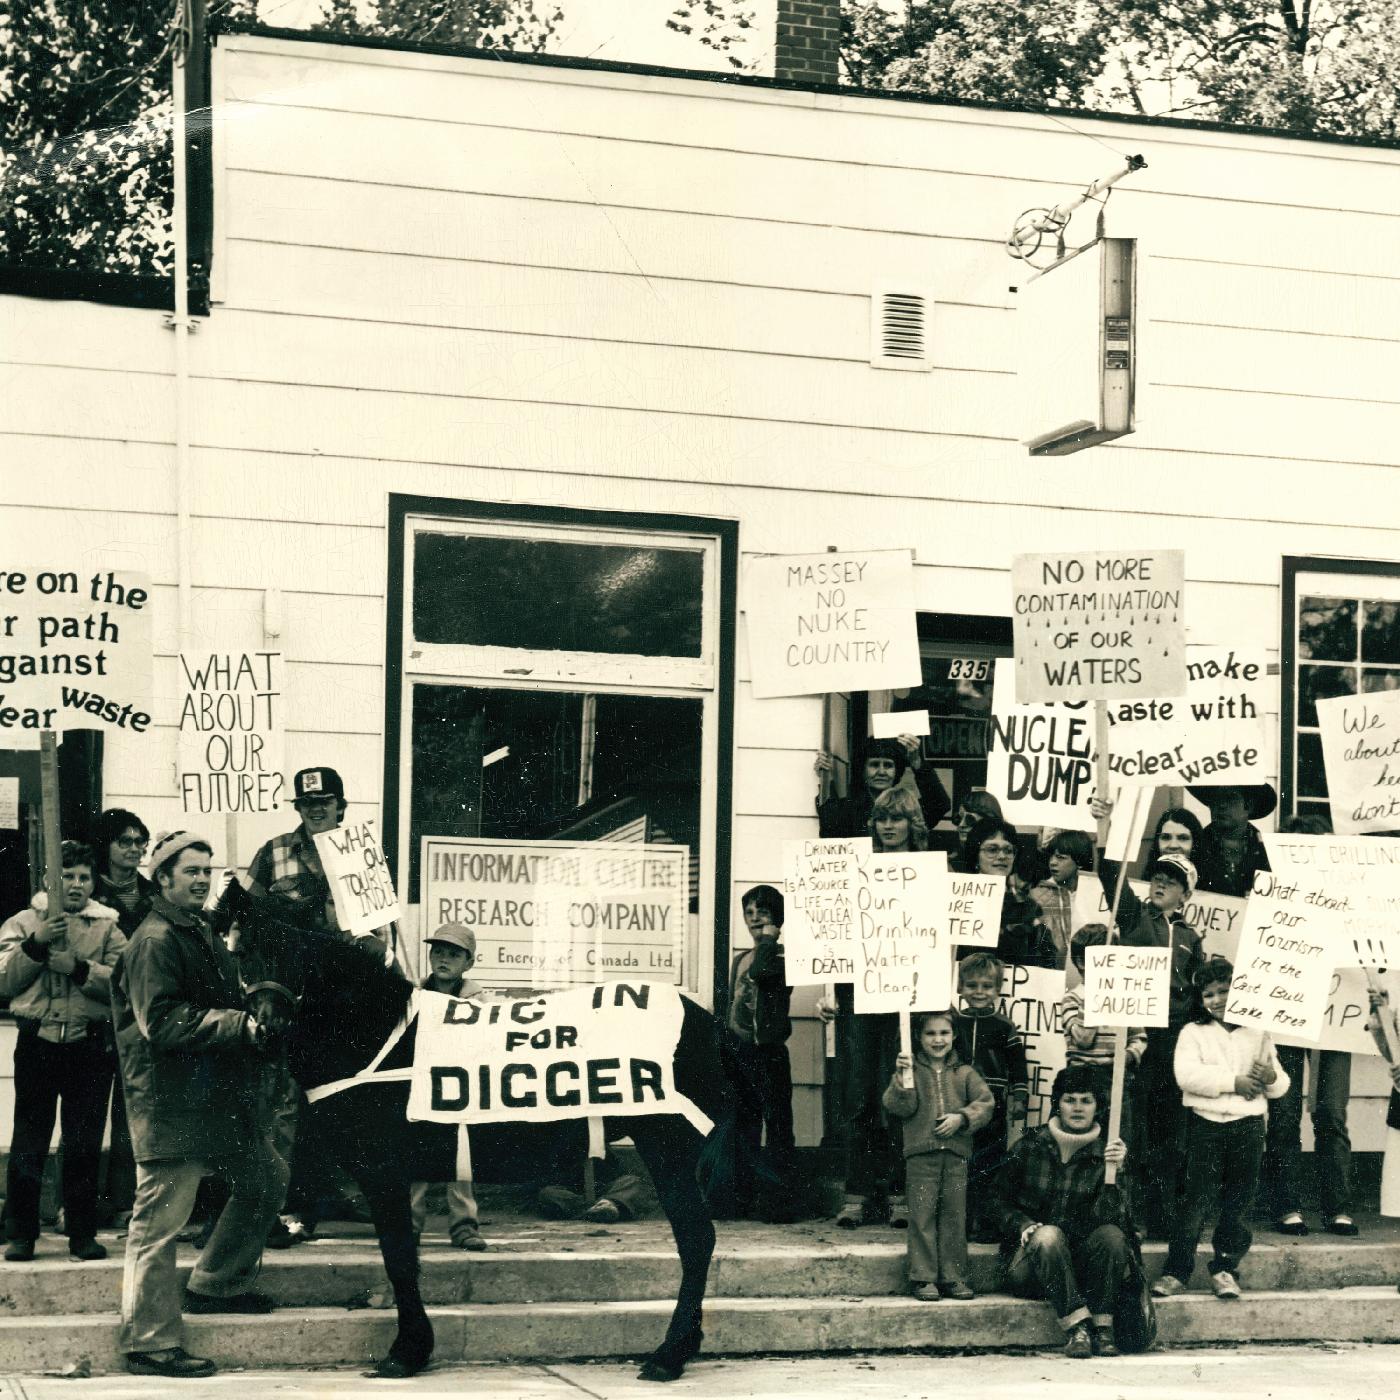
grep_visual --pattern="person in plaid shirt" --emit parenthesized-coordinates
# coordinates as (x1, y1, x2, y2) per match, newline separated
(245, 767, 346, 931)
(995, 1063, 1133, 1360)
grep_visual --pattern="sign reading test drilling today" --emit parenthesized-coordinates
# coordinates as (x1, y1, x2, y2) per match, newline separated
(1010, 549, 1186, 704)
(421, 837, 688, 989)
(744, 549, 922, 699)
(0, 566, 154, 737)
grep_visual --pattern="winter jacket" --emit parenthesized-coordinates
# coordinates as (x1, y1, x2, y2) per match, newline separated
(1173, 1019, 1289, 1122)
(1098, 858, 1204, 1028)
(0, 893, 126, 1044)
(111, 894, 259, 1162)
(1193, 824, 1271, 899)
(952, 1007, 1029, 1119)
(882, 1048, 994, 1159)
(995, 1121, 1121, 1254)
(96, 871, 158, 937)
(817, 767, 951, 838)
(1030, 879, 1104, 963)
(727, 936, 792, 1046)
(1061, 983, 1146, 1069)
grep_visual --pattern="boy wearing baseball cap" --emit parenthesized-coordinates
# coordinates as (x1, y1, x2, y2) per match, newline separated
(411, 923, 487, 1251)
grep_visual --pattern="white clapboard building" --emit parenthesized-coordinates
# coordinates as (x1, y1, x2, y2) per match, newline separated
(3, 13, 1400, 1153)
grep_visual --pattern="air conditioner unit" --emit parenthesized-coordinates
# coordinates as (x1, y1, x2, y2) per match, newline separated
(1017, 237, 1136, 456)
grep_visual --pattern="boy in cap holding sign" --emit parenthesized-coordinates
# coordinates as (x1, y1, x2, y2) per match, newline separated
(246, 767, 347, 930)
(411, 922, 487, 1251)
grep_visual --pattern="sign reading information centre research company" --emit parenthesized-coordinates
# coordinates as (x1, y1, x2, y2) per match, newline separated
(420, 837, 688, 990)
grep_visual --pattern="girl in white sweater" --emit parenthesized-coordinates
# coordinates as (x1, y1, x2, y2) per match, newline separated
(1152, 957, 1289, 1301)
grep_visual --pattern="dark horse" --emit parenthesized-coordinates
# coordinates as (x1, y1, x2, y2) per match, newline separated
(216, 880, 728, 1381)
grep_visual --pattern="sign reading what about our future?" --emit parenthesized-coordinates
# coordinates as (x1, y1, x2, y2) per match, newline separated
(744, 549, 922, 699)
(1010, 549, 1186, 704)
(177, 651, 286, 815)
(315, 817, 401, 937)
(1315, 688, 1400, 834)
(0, 567, 154, 737)
(1082, 945, 1171, 1029)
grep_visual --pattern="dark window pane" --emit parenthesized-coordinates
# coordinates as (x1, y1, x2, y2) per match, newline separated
(1296, 800, 1333, 827)
(1363, 601, 1400, 664)
(1298, 596, 1356, 661)
(1296, 731, 1329, 799)
(1362, 668, 1400, 695)
(1298, 664, 1355, 728)
(412, 533, 703, 657)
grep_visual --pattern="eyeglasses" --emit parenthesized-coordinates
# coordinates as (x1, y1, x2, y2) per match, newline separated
(980, 843, 1016, 856)
(115, 836, 148, 851)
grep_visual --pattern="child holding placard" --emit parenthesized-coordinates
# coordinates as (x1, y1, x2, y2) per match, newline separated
(883, 1010, 994, 1300)
(952, 951, 1029, 1241)
(1032, 830, 1098, 967)
(1152, 957, 1289, 1301)
(1061, 924, 1146, 1128)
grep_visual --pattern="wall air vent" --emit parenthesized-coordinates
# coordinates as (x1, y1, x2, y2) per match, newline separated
(871, 287, 933, 371)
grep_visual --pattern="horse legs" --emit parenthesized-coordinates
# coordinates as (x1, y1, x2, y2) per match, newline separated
(356, 1170, 435, 1378)
(628, 1118, 714, 1382)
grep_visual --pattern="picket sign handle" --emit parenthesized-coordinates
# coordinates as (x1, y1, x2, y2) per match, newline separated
(39, 731, 63, 916)
(1102, 785, 1145, 1188)
(899, 1011, 913, 1089)
(824, 981, 837, 1058)
(1095, 702, 1111, 849)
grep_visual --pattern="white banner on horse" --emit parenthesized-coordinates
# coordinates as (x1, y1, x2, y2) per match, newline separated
(407, 981, 710, 1135)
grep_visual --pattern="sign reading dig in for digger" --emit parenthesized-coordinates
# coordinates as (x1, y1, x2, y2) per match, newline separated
(1011, 550, 1186, 704)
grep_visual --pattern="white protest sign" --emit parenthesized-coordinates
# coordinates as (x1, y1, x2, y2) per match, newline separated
(871, 709, 931, 740)
(1082, 945, 1171, 1029)
(177, 651, 286, 815)
(981, 962, 1067, 1130)
(315, 818, 401, 936)
(0, 567, 154, 737)
(1106, 645, 1272, 787)
(1106, 787, 1151, 863)
(854, 850, 952, 1013)
(985, 661, 1099, 831)
(1275, 966, 1400, 1056)
(1128, 880, 1246, 963)
(1226, 870, 1338, 1043)
(0, 777, 17, 831)
(781, 836, 870, 986)
(946, 873, 1004, 948)
(407, 981, 710, 1134)
(1316, 689, 1400, 833)
(421, 837, 687, 989)
(744, 549, 921, 699)
(1010, 549, 1186, 704)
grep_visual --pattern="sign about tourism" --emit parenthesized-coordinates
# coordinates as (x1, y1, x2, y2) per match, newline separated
(407, 981, 710, 1134)
(985, 661, 1099, 831)
(0, 567, 154, 737)
(177, 651, 285, 815)
(854, 851, 952, 1013)
(871, 708, 931, 740)
(1010, 549, 1186, 704)
(1316, 688, 1400, 833)
(421, 838, 688, 989)
(945, 874, 1004, 948)
(1105, 645, 1272, 787)
(1226, 870, 1338, 1043)
(983, 963, 1067, 1131)
(316, 817, 401, 936)
(1275, 966, 1400, 1056)
(781, 836, 870, 986)
(744, 549, 922, 699)
(1082, 945, 1171, 1029)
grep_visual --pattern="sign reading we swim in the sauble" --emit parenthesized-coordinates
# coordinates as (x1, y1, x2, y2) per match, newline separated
(1010, 550, 1186, 705)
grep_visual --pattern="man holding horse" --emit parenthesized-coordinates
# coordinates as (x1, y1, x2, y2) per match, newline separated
(113, 831, 287, 1379)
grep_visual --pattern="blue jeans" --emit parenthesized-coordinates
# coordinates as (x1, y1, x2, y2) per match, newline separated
(1002, 1223, 1131, 1330)
(1264, 1044, 1353, 1220)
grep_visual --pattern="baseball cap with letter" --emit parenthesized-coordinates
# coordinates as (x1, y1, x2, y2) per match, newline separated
(292, 767, 345, 803)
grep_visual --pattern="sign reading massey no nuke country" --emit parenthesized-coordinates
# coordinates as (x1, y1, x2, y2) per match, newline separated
(1011, 550, 1186, 704)
(421, 837, 688, 989)
(745, 549, 922, 699)
(0, 567, 154, 736)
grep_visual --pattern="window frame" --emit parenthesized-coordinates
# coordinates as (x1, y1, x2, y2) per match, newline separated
(383, 494, 737, 1008)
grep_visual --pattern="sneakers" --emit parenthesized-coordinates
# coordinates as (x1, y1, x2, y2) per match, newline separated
(1210, 1269, 1242, 1300)
(1151, 1274, 1187, 1298)
(1092, 1324, 1120, 1357)
(69, 1238, 107, 1262)
(126, 1347, 216, 1378)
(451, 1221, 488, 1251)
(1064, 1322, 1093, 1359)
(1276, 1212, 1309, 1237)
(3, 1240, 34, 1262)
(834, 1202, 864, 1230)
(910, 1282, 940, 1301)
(183, 1288, 276, 1314)
(1326, 1215, 1360, 1237)
(887, 1194, 909, 1229)
(941, 1281, 975, 1301)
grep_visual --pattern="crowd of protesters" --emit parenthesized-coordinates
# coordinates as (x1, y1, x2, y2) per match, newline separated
(0, 734, 1392, 1373)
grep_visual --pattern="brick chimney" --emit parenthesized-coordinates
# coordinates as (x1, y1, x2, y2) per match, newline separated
(774, 0, 841, 85)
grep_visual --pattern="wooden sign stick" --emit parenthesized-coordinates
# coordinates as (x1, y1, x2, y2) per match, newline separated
(899, 1009, 913, 1088)
(1365, 967, 1400, 1062)
(39, 731, 63, 915)
(1102, 784, 1145, 1186)
(1095, 701, 1111, 852)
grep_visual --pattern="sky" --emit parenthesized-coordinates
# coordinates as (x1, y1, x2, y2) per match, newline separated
(256, 0, 779, 74)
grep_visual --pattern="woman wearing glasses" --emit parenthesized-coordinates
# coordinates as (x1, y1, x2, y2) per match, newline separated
(960, 818, 1057, 969)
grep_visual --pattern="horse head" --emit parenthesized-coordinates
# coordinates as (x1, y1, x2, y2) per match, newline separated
(214, 876, 321, 1040)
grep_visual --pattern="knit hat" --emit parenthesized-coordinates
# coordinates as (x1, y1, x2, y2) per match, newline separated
(149, 830, 212, 878)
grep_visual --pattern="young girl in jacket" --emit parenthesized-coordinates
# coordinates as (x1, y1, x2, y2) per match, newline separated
(1153, 957, 1289, 1300)
(883, 1010, 994, 1300)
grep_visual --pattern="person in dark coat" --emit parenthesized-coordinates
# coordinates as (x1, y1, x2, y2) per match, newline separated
(1189, 784, 1275, 899)
(113, 831, 287, 1380)
(817, 737, 950, 839)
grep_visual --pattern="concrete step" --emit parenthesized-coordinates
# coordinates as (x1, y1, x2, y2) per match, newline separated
(4, 1230, 1398, 1314)
(5, 1288, 1400, 1375)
